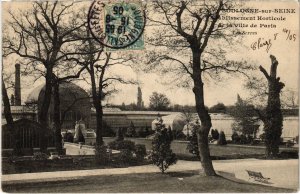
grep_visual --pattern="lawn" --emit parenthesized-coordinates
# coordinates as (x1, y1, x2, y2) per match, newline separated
(3, 142, 297, 174)
(104, 137, 298, 159)
(2, 171, 294, 193)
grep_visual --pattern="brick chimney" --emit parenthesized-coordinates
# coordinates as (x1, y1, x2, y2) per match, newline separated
(14, 63, 21, 106)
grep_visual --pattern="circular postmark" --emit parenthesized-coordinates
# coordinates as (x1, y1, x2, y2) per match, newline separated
(88, 0, 146, 49)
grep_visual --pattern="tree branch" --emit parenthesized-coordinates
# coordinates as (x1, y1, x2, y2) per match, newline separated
(200, 0, 223, 51)
(259, 65, 270, 80)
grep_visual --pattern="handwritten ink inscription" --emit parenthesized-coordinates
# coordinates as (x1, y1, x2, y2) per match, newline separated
(283, 28, 296, 41)
(250, 28, 297, 53)
(250, 38, 272, 53)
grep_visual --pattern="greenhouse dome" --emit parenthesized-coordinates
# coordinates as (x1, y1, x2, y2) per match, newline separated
(151, 113, 188, 131)
(26, 82, 91, 129)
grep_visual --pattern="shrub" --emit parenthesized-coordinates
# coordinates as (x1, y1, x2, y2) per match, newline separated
(211, 129, 219, 140)
(286, 140, 294, 147)
(116, 128, 125, 141)
(146, 126, 154, 136)
(167, 127, 173, 141)
(33, 152, 48, 161)
(217, 131, 227, 145)
(151, 119, 177, 173)
(102, 122, 116, 137)
(73, 156, 85, 167)
(108, 140, 136, 152)
(119, 149, 134, 164)
(125, 128, 137, 137)
(231, 132, 240, 144)
(295, 135, 299, 144)
(187, 124, 200, 160)
(137, 126, 154, 138)
(279, 137, 285, 145)
(226, 139, 232, 144)
(154, 117, 165, 132)
(247, 135, 254, 144)
(259, 133, 266, 142)
(172, 130, 187, 140)
(137, 128, 146, 138)
(125, 122, 137, 137)
(240, 134, 248, 144)
(95, 144, 110, 165)
(135, 144, 147, 161)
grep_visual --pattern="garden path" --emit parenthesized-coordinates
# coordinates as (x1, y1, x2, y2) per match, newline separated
(2, 159, 298, 190)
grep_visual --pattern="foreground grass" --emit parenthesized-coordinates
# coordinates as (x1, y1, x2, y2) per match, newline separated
(2, 171, 294, 193)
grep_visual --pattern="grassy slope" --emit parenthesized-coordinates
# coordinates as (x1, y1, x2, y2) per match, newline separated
(2, 171, 294, 193)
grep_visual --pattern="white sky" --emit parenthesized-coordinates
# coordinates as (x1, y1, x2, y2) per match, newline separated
(2, 1, 299, 107)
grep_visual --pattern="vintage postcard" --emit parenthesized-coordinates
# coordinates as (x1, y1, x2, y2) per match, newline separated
(1, 0, 299, 193)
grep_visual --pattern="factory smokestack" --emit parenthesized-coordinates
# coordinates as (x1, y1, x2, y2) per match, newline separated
(14, 63, 21, 106)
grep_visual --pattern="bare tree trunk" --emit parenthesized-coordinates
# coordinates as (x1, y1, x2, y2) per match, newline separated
(259, 55, 284, 158)
(38, 69, 53, 152)
(2, 79, 13, 125)
(89, 64, 104, 146)
(95, 104, 104, 146)
(192, 49, 216, 176)
(2, 79, 21, 154)
(52, 80, 63, 153)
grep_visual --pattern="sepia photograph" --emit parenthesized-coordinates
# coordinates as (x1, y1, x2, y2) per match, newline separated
(1, 0, 299, 192)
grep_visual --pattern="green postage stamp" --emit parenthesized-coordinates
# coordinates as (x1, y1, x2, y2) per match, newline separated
(88, 0, 145, 50)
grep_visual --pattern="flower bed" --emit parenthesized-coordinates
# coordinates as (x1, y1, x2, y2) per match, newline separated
(2, 141, 150, 174)
(2, 153, 151, 174)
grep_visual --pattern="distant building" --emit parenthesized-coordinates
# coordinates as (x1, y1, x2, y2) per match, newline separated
(2, 64, 171, 130)
(152, 113, 187, 131)
(2, 64, 298, 140)
(25, 82, 91, 129)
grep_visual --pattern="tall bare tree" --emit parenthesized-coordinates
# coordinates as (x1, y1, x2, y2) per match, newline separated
(3, 2, 87, 151)
(1, 59, 16, 125)
(50, 40, 92, 152)
(253, 55, 285, 157)
(51, 73, 88, 153)
(145, 0, 254, 175)
(76, 32, 136, 146)
(244, 55, 298, 157)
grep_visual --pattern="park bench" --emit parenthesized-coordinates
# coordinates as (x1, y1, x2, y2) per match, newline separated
(246, 170, 270, 183)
